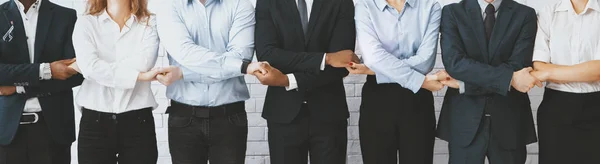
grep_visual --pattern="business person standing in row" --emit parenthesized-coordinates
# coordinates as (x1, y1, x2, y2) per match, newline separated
(155, 0, 272, 163)
(531, 0, 600, 163)
(0, 0, 82, 163)
(72, 0, 160, 162)
(254, 0, 358, 163)
(437, 0, 538, 163)
(348, 0, 442, 163)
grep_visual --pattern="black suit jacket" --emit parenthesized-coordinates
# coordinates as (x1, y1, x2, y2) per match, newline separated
(437, 0, 537, 149)
(255, 0, 355, 123)
(0, 0, 82, 146)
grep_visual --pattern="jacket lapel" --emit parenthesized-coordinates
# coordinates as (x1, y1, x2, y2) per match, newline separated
(488, 0, 514, 61)
(304, 0, 322, 45)
(34, 0, 53, 63)
(4, 0, 30, 62)
(283, 0, 306, 44)
(466, 0, 490, 62)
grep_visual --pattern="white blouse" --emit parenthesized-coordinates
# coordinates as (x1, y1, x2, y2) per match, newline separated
(73, 11, 159, 114)
(533, 0, 600, 93)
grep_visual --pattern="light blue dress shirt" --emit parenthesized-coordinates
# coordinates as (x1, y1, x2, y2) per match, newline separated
(355, 0, 441, 93)
(156, 0, 255, 106)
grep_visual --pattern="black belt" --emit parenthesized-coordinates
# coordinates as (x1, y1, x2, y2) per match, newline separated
(20, 112, 42, 125)
(167, 101, 245, 118)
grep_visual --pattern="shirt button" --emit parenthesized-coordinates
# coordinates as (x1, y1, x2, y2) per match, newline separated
(112, 115, 117, 120)
(303, 101, 307, 104)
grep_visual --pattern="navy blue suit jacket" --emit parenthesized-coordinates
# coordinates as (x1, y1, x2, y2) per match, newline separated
(0, 0, 82, 146)
(437, 0, 537, 149)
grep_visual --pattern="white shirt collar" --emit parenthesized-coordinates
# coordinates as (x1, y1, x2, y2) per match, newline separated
(478, 0, 502, 14)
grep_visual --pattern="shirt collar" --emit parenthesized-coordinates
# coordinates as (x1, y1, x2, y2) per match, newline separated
(375, 0, 414, 12)
(99, 10, 137, 25)
(556, 0, 600, 13)
(14, 0, 41, 14)
(188, 0, 220, 5)
(478, 0, 502, 13)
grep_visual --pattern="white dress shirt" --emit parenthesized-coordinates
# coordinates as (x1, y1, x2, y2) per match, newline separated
(287, 0, 326, 91)
(15, 0, 48, 113)
(533, 0, 600, 93)
(72, 11, 159, 114)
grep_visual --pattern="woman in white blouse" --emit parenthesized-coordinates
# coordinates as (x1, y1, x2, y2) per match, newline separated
(531, 0, 600, 163)
(71, 0, 159, 162)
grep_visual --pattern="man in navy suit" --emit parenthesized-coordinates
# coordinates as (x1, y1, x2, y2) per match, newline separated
(0, 0, 82, 163)
(436, 0, 539, 163)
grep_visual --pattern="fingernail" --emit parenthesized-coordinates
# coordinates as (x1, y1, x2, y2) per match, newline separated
(446, 77, 450, 80)
(349, 62, 354, 66)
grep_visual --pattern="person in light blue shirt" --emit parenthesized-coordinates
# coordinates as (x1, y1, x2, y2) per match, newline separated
(347, 0, 442, 163)
(155, 0, 269, 163)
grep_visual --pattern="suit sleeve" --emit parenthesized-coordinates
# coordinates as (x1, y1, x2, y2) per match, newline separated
(23, 10, 84, 98)
(441, 7, 536, 96)
(0, 63, 40, 86)
(255, 0, 326, 74)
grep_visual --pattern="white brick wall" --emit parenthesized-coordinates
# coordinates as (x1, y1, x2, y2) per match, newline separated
(5, 0, 563, 163)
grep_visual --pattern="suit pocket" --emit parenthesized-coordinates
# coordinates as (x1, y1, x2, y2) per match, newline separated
(228, 113, 248, 127)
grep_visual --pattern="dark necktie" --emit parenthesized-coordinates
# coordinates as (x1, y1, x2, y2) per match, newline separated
(297, 0, 309, 35)
(484, 4, 496, 43)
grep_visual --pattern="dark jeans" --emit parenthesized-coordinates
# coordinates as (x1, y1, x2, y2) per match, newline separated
(167, 101, 248, 164)
(538, 89, 600, 164)
(78, 108, 158, 164)
(267, 106, 348, 164)
(0, 112, 71, 164)
(359, 76, 436, 164)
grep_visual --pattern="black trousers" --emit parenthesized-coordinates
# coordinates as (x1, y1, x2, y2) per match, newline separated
(77, 108, 158, 164)
(359, 76, 436, 164)
(449, 116, 526, 164)
(537, 89, 600, 164)
(0, 113, 71, 164)
(267, 106, 348, 164)
(167, 101, 247, 164)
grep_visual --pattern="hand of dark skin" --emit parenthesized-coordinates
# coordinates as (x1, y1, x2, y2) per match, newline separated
(253, 65, 289, 87)
(325, 50, 360, 68)
(0, 86, 16, 96)
(51, 59, 78, 80)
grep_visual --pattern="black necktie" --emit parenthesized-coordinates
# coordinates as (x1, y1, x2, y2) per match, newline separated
(297, 0, 309, 35)
(484, 4, 496, 43)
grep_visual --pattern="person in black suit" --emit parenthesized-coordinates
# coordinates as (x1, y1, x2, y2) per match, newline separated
(0, 0, 82, 163)
(253, 0, 357, 163)
(436, 0, 538, 163)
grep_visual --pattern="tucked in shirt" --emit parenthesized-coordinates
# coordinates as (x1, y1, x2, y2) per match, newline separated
(73, 11, 159, 113)
(14, 0, 43, 112)
(156, 0, 255, 106)
(533, 0, 600, 93)
(355, 0, 441, 93)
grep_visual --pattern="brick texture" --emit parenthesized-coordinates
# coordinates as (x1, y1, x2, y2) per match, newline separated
(5, 0, 562, 163)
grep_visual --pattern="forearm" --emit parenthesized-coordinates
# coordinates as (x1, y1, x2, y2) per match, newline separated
(0, 63, 41, 86)
(23, 74, 83, 98)
(544, 60, 600, 82)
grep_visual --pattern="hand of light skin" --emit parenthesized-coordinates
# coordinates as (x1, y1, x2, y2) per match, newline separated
(511, 67, 543, 93)
(0, 86, 16, 96)
(346, 62, 375, 75)
(325, 50, 360, 68)
(248, 62, 270, 75)
(434, 70, 459, 89)
(421, 75, 445, 92)
(155, 66, 183, 86)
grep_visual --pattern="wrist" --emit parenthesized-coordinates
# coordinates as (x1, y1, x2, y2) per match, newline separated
(325, 53, 331, 65)
(241, 61, 250, 74)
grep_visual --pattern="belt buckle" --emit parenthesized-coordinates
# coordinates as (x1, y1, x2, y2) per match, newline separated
(20, 113, 39, 125)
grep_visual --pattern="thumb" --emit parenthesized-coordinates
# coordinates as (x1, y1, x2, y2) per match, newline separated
(523, 67, 533, 72)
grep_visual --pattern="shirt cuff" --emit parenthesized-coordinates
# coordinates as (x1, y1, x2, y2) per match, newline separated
(408, 73, 426, 93)
(532, 50, 551, 63)
(285, 74, 298, 91)
(320, 53, 326, 71)
(458, 80, 465, 94)
(16, 86, 25, 94)
(39, 63, 52, 80)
